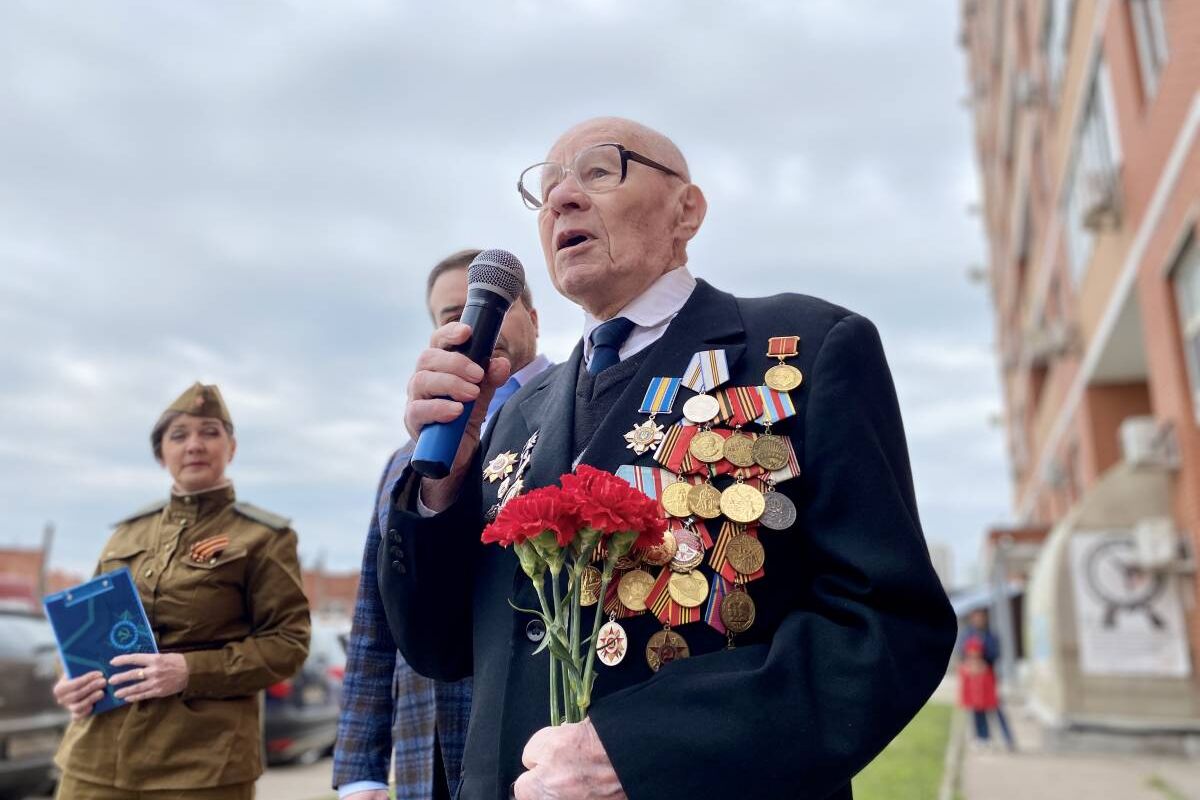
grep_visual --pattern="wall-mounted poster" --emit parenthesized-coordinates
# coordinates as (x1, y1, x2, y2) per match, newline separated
(1069, 531, 1191, 677)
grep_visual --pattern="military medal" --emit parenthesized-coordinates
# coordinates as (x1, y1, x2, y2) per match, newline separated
(614, 465, 670, 508)
(614, 550, 644, 572)
(760, 489, 798, 531)
(646, 629, 690, 671)
(720, 589, 756, 633)
(642, 528, 678, 566)
(483, 451, 518, 483)
(596, 618, 628, 667)
(617, 568, 656, 612)
(579, 565, 603, 607)
(660, 479, 694, 518)
(720, 481, 766, 524)
(764, 335, 803, 391)
(668, 570, 709, 608)
(752, 434, 790, 471)
(681, 349, 731, 424)
(669, 524, 705, 572)
(727, 532, 766, 575)
(723, 431, 756, 468)
(624, 377, 681, 455)
(687, 482, 722, 519)
(688, 429, 725, 463)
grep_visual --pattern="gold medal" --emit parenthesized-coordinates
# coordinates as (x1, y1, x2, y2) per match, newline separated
(596, 620, 628, 667)
(687, 482, 722, 519)
(682, 393, 720, 424)
(720, 590, 756, 633)
(752, 434, 789, 471)
(727, 534, 766, 575)
(483, 451, 518, 483)
(623, 419, 665, 455)
(669, 525, 704, 573)
(616, 569, 656, 612)
(764, 363, 804, 392)
(720, 482, 765, 524)
(668, 570, 709, 608)
(660, 481, 694, 518)
(688, 430, 725, 463)
(723, 431, 756, 467)
(579, 565, 602, 607)
(641, 528, 678, 567)
(646, 629, 690, 672)
(614, 549, 643, 572)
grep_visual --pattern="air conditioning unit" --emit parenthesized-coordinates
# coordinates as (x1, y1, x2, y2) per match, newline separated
(1120, 416, 1181, 469)
(1133, 517, 1179, 570)
(1082, 170, 1121, 231)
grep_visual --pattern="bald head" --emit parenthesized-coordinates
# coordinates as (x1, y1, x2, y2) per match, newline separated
(536, 117, 707, 319)
(548, 117, 691, 182)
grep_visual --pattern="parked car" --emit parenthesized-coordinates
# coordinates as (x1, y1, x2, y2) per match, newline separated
(263, 615, 349, 765)
(0, 605, 70, 800)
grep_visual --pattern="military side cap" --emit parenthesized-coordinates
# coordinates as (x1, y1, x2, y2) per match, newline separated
(166, 382, 232, 425)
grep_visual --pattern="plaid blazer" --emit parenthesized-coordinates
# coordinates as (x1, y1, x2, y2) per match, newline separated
(333, 442, 472, 799)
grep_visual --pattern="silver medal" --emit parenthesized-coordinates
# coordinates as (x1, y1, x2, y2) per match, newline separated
(759, 491, 797, 531)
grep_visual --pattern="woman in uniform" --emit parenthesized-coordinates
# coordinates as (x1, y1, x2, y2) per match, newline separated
(50, 382, 311, 799)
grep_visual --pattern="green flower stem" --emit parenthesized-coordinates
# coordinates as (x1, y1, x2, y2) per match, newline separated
(532, 579, 561, 727)
(568, 561, 584, 722)
(550, 566, 573, 724)
(577, 560, 615, 714)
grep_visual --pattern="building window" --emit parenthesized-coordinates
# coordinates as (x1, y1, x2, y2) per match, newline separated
(1173, 233, 1200, 423)
(1129, 0, 1169, 99)
(1064, 61, 1122, 283)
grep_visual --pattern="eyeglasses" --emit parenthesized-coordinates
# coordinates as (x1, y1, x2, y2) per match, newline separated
(517, 143, 682, 210)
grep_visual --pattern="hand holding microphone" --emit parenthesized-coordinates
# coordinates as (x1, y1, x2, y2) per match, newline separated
(406, 250, 525, 505)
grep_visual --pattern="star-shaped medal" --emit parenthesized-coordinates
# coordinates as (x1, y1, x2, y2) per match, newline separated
(483, 451, 518, 483)
(623, 420, 665, 455)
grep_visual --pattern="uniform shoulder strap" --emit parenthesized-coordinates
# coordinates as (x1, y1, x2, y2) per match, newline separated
(232, 501, 292, 531)
(112, 498, 168, 527)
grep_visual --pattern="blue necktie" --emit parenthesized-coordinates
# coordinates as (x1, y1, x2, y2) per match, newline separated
(588, 317, 636, 375)
(485, 375, 521, 425)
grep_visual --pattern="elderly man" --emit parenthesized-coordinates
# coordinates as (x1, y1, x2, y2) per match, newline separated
(334, 249, 549, 800)
(380, 118, 956, 800)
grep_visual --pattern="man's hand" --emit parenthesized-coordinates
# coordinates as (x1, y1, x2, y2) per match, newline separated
(513, 719, 626, 800)
(52, 671, 107, 720)
(405, 322, 511, 511)
(108, 653, 189, 702)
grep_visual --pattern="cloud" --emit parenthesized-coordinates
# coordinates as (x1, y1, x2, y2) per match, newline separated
(0, 0, 1010, 586)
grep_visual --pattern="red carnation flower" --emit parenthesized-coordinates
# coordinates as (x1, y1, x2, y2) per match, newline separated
(561, 465, 665, 549)
(481, 485, 578, 548)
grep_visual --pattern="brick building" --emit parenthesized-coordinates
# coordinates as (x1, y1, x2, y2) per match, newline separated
(961, 0, 1199, 732)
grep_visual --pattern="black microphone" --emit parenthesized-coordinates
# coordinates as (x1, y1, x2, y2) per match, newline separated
(411, 249, 526, 479)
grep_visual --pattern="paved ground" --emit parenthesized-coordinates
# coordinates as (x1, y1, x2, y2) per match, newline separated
(960, 703, 1200, 800)
(27, 757, 335, 800)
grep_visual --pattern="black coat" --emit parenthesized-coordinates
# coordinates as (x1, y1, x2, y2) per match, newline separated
(379, 280, 956, 800)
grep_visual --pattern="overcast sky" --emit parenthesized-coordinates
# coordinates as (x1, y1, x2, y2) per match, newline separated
(0, 0, 1011, 587)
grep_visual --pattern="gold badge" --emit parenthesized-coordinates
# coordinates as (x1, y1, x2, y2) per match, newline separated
(616, 569, 656, 612)
(688, 430, 725, 463)
(764, 364, 804, 392)
(720, 590, 756, 633)
(727, 534, 766, 575)
(660, 481, 694, 518)
(687, 482, 723, 519)
(668, 570, 709, 608)
(720, 483, 766, 524)
(641, 529, 679, 567)
(752, 434, 790, 471)
(722, 431, 757, 468)
(483, 451, 518, 483)
(646, 629, 690, 672)
(579, 565, 603, 607)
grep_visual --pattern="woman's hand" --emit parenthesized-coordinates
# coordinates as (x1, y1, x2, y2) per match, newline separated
(108, 653, 190, 703)
(52, 671, 108, 720)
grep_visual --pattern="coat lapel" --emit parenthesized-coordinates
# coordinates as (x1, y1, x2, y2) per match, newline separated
(517, 339, 583, 493)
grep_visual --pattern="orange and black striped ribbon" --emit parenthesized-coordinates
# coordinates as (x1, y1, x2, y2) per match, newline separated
(714, 386, 766, 427)
(190, 535, 229, 562)
(603, 572, 641, 619)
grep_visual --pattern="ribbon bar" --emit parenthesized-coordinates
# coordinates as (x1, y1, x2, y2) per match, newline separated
(638, 377, 682, 415)
(682, 349, 731, 393)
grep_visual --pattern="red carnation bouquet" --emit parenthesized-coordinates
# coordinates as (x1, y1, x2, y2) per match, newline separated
(481, 465, 665, 724)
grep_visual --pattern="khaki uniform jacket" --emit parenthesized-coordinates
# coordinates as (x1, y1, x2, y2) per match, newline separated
(55, 485, 311, 790)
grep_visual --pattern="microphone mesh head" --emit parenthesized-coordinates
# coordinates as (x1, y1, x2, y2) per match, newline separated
(468, 249, 525, 305)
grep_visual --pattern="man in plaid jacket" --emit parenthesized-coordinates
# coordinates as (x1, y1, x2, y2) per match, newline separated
(333, 249, 549, 800)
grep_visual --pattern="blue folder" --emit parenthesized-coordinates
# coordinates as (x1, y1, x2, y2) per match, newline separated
(43, 567, 158, 715)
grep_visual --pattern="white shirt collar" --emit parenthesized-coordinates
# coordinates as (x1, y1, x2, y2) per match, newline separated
(582, 267, 697, 366)
(512, 352, 552, 387)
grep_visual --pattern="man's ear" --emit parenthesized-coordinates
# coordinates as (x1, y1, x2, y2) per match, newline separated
(677, 184, 707, 243)
(529, 306, 540, 336)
